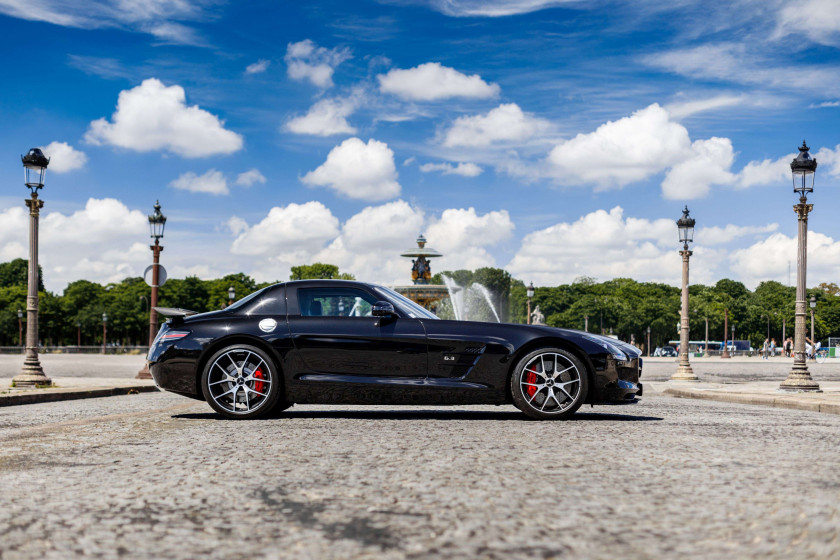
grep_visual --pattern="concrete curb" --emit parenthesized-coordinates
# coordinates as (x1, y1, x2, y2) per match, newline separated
(0, 385, 159, 407)
(663, 386, 840, 416)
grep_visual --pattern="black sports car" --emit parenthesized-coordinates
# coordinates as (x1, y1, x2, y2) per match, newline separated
(149, 280, 642, 420)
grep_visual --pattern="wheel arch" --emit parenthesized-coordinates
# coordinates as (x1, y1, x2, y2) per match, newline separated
(506, 337, 596, 404)
(195, 335, 284, 399)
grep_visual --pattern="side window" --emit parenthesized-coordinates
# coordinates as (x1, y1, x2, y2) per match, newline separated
(298, 288, 378, 317)
(243, 286, 285, 316)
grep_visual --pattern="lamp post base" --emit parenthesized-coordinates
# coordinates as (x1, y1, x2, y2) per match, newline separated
(13, 358, 51, 387)
(671, 365, 698, 381)
(136, 361, 152, 380)
(779, 368, 821, 393)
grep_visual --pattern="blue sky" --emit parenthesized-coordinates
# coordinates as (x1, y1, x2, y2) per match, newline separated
(0, 0, 839, 292)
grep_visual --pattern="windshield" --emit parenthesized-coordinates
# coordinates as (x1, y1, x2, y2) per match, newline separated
(374, 286, 440, 320)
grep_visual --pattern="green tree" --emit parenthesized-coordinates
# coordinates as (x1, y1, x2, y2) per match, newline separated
(290, 263, 355, 281)
(0, 258, 44, 291)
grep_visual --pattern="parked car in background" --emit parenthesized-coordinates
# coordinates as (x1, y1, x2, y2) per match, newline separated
(653, 346, 677, 357)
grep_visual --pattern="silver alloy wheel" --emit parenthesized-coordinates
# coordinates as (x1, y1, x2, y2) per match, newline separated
(518, 352, 582, 414)
(206, 349, 273, 415)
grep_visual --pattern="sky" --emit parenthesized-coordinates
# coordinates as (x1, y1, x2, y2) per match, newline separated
(0, 0, 839, 293)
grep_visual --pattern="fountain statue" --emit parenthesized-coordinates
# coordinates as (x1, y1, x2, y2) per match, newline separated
(530, 305, 545, 325)
(393, 234, 449, 313)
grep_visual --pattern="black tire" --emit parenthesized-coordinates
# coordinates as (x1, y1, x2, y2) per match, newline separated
(201, 344, 282, 419)
(510, 347, 589, 420)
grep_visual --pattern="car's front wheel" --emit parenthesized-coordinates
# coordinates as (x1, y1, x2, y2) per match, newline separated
(201, 344, 282, 419)
(511, 348, 588, 420)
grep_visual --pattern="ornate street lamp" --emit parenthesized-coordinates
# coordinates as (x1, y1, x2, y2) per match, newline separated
(780, 141, 821, 391)
(721, 309, 731, 359)
(646, 326, 651, 357)
(526, 282, 535, 325)
(12, 149, 51, 387)
(228, 285, 236, 306)
(584, 315, 589, 332)
(731, 325, 735, 354)
(810, 295, 816, 350)
(672, 206, 698, 381)
(102, 312, 108, 355)
(17, 308, 23, 349)
(137, 201, 167, 379)
(76, 320, 81, 347)
(703, 316, 710, 357)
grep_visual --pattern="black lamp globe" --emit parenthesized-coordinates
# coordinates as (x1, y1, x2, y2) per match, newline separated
(228, 285, 236, 301)
(677, 206, 695, 247)
(22, 148, 49, 192)
(791, 141, 817, 194)
(527, 282, 535, 299)
(149, 200, 167, 240)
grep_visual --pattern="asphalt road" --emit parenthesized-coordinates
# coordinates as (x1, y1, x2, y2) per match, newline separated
(1, 392, 838, 559)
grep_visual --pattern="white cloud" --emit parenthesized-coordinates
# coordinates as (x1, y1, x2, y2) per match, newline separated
(225, 216, 249, 236)
(301, 137, 401, 201)
(235, 169, 266, 187)
(413, 0, 577, 17)
(426, 208, 514, 271)
(170, 169, 229, 195)
(39, 141, 87, 173)
(377, 62, 500, 101)
(0, 198, 149, 291)
(419, 162, 483, 177)
(245, 59, 270, 74)
(285, 39, 351, 89)
(443, 103, 551, 147)
(643, 43, 840, 96)
(730, 230, 840, 288)
(811, 100, 840, 108)
(661, 137, 736, 200)
(776, 0, 840, 46)
(314, 201, 426, 283)
(227, 200, 513, 286)
(665, 95, 745, 119)
(0, 0, 207, 45)
(699, 224, 779, 245)
(285, 96, 357, 136)
(506, 207, 715, 286)
(547, 104, 691, 188)
(230, 201, 340, 263)
(85, 78, 243, 158)
(736, 155, 791, 189)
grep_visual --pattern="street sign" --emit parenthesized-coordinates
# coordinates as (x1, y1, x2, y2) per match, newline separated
(144, 264, 167, 288)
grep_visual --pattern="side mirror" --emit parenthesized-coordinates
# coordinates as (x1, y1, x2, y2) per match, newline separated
(372, 301, 396, 318)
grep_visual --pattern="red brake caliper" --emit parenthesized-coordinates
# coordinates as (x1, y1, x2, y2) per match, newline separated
(253, 368, 265, 394)
(525, 361, 537, 398)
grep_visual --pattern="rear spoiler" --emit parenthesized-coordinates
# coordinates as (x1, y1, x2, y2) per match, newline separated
(154, 307, 199, 325)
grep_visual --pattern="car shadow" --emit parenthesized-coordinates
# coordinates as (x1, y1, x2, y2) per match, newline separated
(172, 409, 663, 422)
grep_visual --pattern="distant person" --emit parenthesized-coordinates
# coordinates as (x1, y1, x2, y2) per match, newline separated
(805, 337, 813, 360)
(770, 338, 776, 357)
(762, 338, 769, 360)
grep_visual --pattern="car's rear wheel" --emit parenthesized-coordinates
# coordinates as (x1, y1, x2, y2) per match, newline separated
(201, 344, 282, 419)
(511, 348, 588, 420)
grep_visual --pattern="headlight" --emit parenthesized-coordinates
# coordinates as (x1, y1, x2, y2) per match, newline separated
(583, 335, 628, 361)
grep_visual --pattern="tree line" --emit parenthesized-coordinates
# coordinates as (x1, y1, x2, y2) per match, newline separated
(2, 257, 839, 351)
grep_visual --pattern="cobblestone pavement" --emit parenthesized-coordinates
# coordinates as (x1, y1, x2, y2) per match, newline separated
(2, 393, 839, 559)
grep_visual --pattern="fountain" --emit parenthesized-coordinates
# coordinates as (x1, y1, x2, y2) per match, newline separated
(392, 233, 501, 322)
(441, 275, 501, 323)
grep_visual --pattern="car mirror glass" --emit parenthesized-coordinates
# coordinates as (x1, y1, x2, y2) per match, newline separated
(371, 301, 395, 318)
